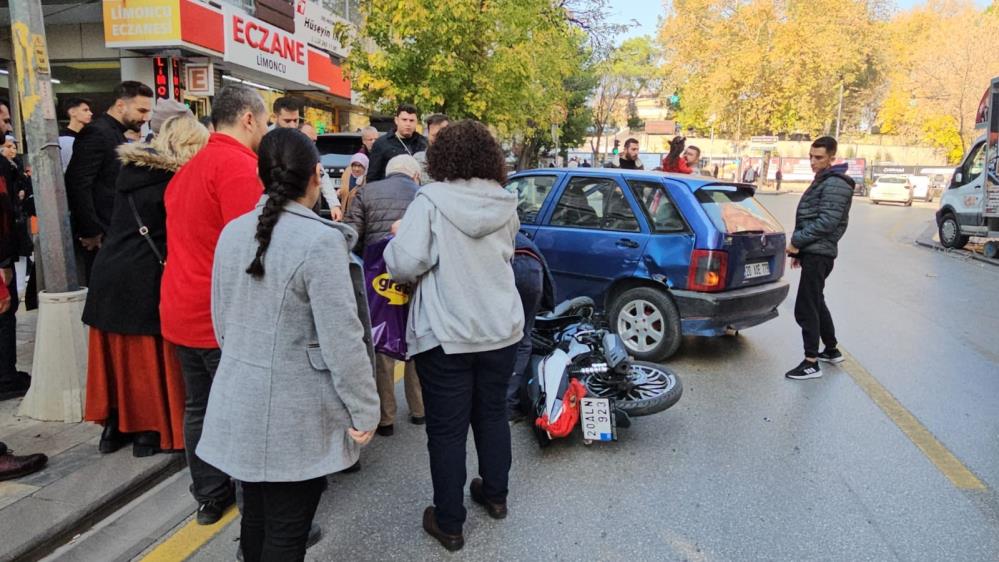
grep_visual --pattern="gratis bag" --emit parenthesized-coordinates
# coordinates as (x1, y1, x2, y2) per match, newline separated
(362, 237, 409, 360)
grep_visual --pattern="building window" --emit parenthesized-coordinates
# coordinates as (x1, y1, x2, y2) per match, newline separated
(219, 0, 255, 12)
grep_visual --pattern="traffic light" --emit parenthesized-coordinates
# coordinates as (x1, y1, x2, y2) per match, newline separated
(612, 139, 620, 155)
(669, 91, 680, 107)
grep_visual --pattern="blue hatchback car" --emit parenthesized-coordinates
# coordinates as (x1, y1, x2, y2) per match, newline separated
(506, 168, 790, 362)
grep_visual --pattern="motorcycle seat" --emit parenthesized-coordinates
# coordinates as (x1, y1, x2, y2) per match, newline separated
(534, 296, 595, 330)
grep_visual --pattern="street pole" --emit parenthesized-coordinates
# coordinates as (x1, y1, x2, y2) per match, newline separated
(10, 0, 89, 422)
(835, 80, 844, 139)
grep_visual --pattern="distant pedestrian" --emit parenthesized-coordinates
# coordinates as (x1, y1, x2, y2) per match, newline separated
(785, 136, 854, 381)
(775, 168, 783, 191)
(581, 159, 591, 167)
(160, 85, 268, 524)
(568, 157, 579, 168)
(343, 154, 425, 434)
(413, 114, 449, 185)
(742, 165, 759, 184)
(367, 104, 427, 182)
(712, 163, 719, 178)
(661, 136, 692, 174)
(83, 115, 209, 457)
(684, 145, 701, 174)
(337, 153, 368, 216)
(66, 81, 153, 283)
(619, 138, 644, 170)
(199, 128, 378, 562)
(359, 126, 379, 156)
(385, 120, 523, 552)
(59, 97, 93, 171)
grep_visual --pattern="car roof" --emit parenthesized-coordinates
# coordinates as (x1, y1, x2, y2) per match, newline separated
(511, 167, 751, 192)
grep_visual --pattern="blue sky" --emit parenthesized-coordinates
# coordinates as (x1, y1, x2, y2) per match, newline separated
(611, 0, 991, 42)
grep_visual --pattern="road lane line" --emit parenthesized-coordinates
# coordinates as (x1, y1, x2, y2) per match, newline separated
(839, 348, 987, 491)
(140, 506, 238, 562)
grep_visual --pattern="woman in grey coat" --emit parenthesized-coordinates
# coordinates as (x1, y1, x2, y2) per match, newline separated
(199, 128, 379, 562)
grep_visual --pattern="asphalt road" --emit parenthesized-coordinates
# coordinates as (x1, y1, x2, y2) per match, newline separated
(178, 194, 999, 562)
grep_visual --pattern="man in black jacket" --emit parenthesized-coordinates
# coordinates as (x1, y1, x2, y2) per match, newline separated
(366, 104, 428, 182)
(619, 138, 644, 169)
(785, 136, 854, 380)
(65, 81, 153, 282)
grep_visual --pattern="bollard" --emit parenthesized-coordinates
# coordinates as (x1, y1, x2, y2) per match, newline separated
(18, 289, 88, 422)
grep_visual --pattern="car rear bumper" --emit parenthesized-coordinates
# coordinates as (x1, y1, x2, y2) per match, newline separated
(672, 280, 790, 336)
(871, 192, 911, 202)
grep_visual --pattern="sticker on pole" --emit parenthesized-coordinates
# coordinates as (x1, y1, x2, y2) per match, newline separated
(32, 35, 49, 74)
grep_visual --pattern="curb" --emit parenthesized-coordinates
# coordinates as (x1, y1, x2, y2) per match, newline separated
(10, 454, 184, 562)
(914, 237, 999, 267)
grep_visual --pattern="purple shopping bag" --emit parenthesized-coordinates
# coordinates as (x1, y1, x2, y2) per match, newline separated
(362, 237, 409, 360)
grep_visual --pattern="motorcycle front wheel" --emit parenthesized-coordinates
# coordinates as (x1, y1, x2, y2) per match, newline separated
(583, 361, 683, 417)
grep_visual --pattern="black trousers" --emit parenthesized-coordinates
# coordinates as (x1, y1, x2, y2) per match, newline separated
(0, 271, 19, 380)
(175, 345, 232, 503)
(794, 254, 837, 359)
(240, 477, 325, 562)
(508, 256, 544, 413)
(414, 344, 518, 535)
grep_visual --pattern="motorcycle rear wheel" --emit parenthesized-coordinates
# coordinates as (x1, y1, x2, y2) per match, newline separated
(583, 361, 682, 417)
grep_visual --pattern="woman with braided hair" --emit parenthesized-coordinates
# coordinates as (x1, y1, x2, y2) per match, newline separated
(198, 128, 379, 562)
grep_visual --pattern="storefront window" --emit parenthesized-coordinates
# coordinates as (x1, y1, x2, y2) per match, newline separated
(49, 60, 123, 126)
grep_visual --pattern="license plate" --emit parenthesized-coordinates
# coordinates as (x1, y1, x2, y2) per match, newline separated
(580, 397, 616, 442)
(744, 261, 770, 279)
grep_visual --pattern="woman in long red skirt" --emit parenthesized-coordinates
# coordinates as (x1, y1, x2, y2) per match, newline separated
(82, 112, 208, 456)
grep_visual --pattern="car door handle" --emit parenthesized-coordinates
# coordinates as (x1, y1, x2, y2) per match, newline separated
(520, 230, 534, 239)
(616, 238, 640, 248)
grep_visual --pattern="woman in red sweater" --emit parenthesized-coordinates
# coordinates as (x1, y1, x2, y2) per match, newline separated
(660, 135, 692, 174)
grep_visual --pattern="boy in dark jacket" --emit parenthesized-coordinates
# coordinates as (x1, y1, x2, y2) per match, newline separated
(366, 104, 427, 182)
(507, 233, 555, 420)
(785, 136, 854, 380)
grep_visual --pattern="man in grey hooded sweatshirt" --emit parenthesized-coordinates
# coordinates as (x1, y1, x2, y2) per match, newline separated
(385, 120, 523, 552)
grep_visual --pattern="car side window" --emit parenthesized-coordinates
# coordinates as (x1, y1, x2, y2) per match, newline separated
(627, 180, 686, 233)
(505, 175, 557, 224)
(955, 143, 986, 187)
(549, 177, 640, 232)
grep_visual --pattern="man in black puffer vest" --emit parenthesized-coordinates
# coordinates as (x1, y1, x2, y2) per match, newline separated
(785, 136, 854, 380)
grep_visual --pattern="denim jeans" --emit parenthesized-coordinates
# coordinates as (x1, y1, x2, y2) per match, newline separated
(413, 344, 518, 535)
(175, 345, 232, 503)
(508, 256, 544, 413)
(239, 477, 325, 562)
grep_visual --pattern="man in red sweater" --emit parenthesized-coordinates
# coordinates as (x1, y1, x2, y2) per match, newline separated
(160, 85, 268, 524)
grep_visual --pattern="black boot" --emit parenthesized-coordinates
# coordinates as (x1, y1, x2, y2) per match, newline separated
(132, 431, 161, 457)
(99, 412, 131, 454)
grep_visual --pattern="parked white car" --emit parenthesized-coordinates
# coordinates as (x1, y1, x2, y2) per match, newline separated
(870, 175, 913, 206)
(909, 175, 934, 202)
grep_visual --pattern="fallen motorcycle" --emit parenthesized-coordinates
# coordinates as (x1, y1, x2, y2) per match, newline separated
(523, 296, 683, 447)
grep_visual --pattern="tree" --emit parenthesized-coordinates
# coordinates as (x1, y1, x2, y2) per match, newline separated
(588, 37, 659, 163)
(657, 0, 887, 138)
(347, 0, 588, 140)
(879, 1, 999, 162)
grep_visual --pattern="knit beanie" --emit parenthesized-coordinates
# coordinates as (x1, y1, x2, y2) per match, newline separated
(150, 99, 193, 133)
(350, 152, 369, 170)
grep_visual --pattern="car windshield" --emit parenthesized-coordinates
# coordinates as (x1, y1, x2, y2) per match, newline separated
(695, 187, 782, 234)
(316, 136, 362, 169)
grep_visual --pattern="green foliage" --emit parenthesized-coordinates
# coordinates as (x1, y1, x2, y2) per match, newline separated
(347, 0, 589, 138)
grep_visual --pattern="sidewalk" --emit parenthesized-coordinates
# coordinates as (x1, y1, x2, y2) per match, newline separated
(0, 308, 183, 562)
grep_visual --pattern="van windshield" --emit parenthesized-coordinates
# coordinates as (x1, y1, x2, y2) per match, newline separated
(695, 187, 782, 234)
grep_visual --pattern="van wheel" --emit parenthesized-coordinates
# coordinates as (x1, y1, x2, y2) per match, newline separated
(939, 213, 969, 249)
(609, 287, 681, 362)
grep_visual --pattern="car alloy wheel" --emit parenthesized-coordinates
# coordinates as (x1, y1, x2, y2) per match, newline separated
(617, 299, 665, 353)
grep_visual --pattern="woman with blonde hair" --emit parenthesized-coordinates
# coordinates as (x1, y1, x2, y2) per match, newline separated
(83, 114, 209, 457)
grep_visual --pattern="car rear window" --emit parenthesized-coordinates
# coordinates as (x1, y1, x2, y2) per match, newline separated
(316, 136, 362, 169)
(695, 187, 782, 234)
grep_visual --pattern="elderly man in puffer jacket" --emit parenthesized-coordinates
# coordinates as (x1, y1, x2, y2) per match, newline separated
(785, 136, 854, 381)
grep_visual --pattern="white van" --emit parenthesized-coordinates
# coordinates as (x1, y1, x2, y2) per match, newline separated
(937, 78, 999, 255)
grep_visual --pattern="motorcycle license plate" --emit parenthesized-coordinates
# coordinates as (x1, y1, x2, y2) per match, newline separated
(580, 397, 616, 442)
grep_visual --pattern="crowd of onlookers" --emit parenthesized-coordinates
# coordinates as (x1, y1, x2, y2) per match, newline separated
(0, 81, 548, 560)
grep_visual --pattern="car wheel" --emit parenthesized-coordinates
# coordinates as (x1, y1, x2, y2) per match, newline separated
(905, 200, 912, 207)
(871, 200, 879, 205)
(938, 213, 969, 249)
(609, 287, 682, 362)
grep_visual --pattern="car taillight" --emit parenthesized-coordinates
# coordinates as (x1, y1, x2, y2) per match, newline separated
(688, 250, 729, 292)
